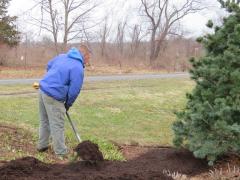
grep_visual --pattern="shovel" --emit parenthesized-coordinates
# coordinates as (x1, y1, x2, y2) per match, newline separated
(66, 112, 82, 143)
(65, 112, 104, 162)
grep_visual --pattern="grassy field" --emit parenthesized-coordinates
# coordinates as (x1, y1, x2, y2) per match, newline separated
(0, 66, 168, 79)
(0, 78, 194, 161)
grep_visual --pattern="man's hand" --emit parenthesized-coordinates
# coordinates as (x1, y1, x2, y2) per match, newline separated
(64, 103, 70, 112)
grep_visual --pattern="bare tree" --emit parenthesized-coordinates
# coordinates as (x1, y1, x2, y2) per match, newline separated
(129, 25, 141, 57)
(99, 16, 111, 57)
(129, 24, 147, 58)
(39, 0, 59, 52)
(116, 21, 127, 55)
(31, 0, 98, 52)
(140, 0, 203, 64)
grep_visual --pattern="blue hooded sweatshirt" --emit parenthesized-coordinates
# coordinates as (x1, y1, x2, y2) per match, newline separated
(40, 48, 84, 108)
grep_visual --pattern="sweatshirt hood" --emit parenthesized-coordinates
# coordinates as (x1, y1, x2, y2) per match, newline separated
(67, 47, 85, 67)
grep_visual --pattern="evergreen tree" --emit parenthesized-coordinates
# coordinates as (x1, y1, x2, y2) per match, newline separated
(0, 0, 19, 46)
(173, 0, 240, 166)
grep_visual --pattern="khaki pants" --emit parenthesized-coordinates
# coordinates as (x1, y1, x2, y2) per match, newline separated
(38, 90, 67, 155)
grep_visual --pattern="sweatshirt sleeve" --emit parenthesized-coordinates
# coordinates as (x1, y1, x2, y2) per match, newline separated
(66, 66, 84, 107)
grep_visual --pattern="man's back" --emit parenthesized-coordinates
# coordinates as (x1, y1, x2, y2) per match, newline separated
(40, 48, 84, 107)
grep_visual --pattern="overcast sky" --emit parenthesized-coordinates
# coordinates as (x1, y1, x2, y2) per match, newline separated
(8, 0, 225, 41)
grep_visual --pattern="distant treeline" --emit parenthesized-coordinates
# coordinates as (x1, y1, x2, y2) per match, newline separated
(0, 37, 202, 72)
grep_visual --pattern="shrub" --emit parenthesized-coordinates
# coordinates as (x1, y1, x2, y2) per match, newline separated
(173, 0, 240, 165)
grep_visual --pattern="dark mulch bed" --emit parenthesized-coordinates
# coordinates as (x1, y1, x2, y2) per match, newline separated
(0, 145, 209, 180)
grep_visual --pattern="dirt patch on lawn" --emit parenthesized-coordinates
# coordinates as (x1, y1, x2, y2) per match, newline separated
(0, 124, 210, 179)
(0, 146, 209, 180)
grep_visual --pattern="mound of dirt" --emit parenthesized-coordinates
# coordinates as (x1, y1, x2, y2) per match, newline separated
(0, 146, 209, 180)
(0, 157, 49, 179)
(74, 141, 104, 162)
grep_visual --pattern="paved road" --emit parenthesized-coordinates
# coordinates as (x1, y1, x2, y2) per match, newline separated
(0, 73, 189, 85)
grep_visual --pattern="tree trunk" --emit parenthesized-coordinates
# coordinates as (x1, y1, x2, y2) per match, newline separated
(153, 30, 168, 61)
(63, 0, 69, 51)
(154, 39, 162, 60)
(48, 0, 58, 54)
(149, 29, 156, 64)
(101, 42, 106, 57)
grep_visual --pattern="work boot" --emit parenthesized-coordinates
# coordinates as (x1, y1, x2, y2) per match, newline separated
(37, 146, 49, 152)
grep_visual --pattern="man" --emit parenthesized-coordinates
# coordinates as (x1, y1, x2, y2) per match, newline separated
(37, 45, 90, 156)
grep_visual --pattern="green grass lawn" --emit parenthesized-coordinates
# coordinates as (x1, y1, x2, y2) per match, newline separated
(0, 78, 194, 161)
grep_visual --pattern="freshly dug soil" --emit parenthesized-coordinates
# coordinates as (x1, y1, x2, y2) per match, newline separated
(74, 141, 104, 162)
(0, 146, 209, 180)
(0, 157, 49, 179)
(0, 124, 209, 179)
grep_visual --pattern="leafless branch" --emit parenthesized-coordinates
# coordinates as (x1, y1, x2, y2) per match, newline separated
(30, 0, 98, 52)
(140, 0, 204, 63)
